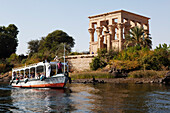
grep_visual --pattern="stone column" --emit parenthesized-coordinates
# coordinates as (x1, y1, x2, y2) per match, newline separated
(88, 28, 95, 42)
(106, 33, 111, 51)
(96, 27, 103, 48)
(88, 28, 95, 54)
(124, 23, 131, 38)
(103, 30, 108, 44)
(108, 24, 116, 40)
(146, 23, 149, 33)
(99, 35, 104, 49)
(117, 23, 124, 51)
(140, 23, 143, 28)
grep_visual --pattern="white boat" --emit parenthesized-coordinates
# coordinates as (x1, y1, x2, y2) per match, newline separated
(10, 61, 69, 88)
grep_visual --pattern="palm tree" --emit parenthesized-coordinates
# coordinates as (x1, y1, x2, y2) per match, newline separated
(142, 29, 152, 49)
(124, 26, 152, 49)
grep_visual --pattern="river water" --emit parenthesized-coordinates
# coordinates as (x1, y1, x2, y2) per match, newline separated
(0, 83, 170, 113)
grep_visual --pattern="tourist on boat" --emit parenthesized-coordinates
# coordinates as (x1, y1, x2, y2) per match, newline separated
(35, 73, 40, 79)
(13, 72, 16, 80)
(16, 73, 20, 80)
(20, 73, 24, 79)
(57, 61, 62, 74)
(30, 72, 35, 78)
(40, 72, 45, 81)
(32, 74, 35, 78)
(24, 74, 28, 78)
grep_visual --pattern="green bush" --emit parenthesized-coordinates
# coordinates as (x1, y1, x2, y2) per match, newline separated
(112, 44, 170, 71)
(90, 57, 107, 70)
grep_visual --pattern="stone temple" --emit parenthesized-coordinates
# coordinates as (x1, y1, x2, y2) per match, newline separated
(88, 10, 150, 54)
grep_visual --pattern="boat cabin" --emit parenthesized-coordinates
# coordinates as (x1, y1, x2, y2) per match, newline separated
(12, 61, 69, 80)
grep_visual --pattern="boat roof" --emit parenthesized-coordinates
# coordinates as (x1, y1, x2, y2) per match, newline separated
(12, 61, 68, 72)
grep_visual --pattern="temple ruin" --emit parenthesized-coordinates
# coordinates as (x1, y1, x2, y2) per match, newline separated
(88, 10, 150, 54)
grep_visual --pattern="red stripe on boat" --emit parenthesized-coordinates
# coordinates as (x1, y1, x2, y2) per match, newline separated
(12, 83, 65, 88)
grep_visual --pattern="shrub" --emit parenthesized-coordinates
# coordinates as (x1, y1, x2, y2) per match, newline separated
(90, 57, 106, 70)
(21, 59, 27, 64)
(113, 60, 140, 70)
(25, 58, 40, 65)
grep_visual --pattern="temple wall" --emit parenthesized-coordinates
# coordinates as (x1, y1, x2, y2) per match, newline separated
(66, 54, 97, 72)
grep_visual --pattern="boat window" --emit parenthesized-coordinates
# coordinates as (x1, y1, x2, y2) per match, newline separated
(51, 64, 57, 76)
(30, 68, 35, 78)
(20, 70, 24, 79)
(25, 69, 29, 78)
(36, 66, 44, 73)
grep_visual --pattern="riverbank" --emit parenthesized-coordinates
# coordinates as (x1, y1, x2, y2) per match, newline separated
(0, 70, 169, 84)
(70, 70, 170, 84)
(71, 78, 163, 84)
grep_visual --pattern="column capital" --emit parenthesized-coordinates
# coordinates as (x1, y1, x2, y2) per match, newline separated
(89, 28, 95, 43)
(117, 23, 124, 29)
(96, 26, 103, 30)
(96, 27, 103, 35)
(88, 28, 95, 34)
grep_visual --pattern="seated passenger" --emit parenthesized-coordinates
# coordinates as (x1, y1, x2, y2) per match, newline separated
(16, 74, 20, 80)
(20, 73, 24, 79)
(31, 73, 35, 78)
(35, 73, 40, 79)
(40, 72, 45, 81)
(24, 74, 28, 78)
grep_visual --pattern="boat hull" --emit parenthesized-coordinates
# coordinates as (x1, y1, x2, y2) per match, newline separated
(11, 75, 68, 88)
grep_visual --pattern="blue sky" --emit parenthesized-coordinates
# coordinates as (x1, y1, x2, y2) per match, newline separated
(0, 0, 169, 55)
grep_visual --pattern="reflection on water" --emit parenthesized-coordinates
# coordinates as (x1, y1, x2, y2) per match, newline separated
(10, 88, 74, 112)
(0, 83, 170, 112)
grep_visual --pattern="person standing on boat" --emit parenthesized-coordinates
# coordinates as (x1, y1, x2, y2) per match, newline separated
(57, 61, 62, 74)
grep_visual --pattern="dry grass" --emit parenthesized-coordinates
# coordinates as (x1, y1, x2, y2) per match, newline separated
(128, 70, 168, 78)
(70, 71, 114, 80)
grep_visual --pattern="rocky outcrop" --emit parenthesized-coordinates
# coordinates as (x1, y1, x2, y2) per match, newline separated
(108, 68, 128, 78)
